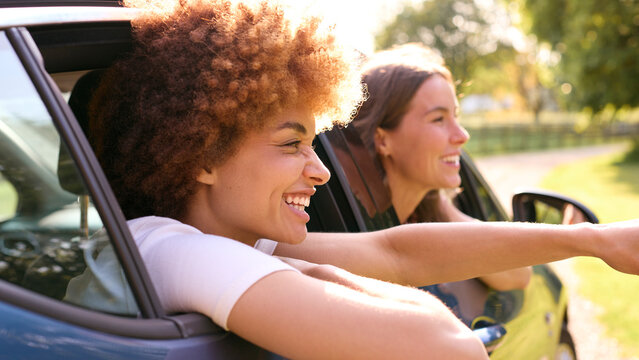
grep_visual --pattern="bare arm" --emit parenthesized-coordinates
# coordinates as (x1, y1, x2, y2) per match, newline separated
(441, 198, 531, 291)
(276, 219, 639, 286)
(227, 266, 488, 360)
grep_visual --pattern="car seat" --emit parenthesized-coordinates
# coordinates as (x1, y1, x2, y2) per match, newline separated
(20, 70, 105, 300)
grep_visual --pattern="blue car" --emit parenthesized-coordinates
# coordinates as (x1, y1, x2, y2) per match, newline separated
(0, 1, 591, 358)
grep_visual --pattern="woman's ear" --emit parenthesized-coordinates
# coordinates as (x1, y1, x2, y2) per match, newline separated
(196, 168, 217, 185)
(374, 128, 392, 157)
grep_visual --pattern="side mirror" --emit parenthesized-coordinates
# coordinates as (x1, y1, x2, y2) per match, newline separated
(512, 189, 599, 224)
(472, 324, 507, 355)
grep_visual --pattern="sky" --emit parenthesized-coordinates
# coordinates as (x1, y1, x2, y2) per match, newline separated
(289, 0, 532, 59)
(282, 0, 422, 55)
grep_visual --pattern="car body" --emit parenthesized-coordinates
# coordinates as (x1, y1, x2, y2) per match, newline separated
(0, 1, 577, 358)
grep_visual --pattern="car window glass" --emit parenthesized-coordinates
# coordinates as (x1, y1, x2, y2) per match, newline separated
(457, 156, 507, 222)
(0, 32, 138, 316)
(0, 174, 18, 221)
(473, 183, 502, 222)
(530, 201, 563, 224)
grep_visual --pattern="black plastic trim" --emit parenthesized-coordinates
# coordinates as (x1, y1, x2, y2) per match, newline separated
(460, 151, 510, 221)
(317, 132, 368, 231)
(512, 188, 599, 224)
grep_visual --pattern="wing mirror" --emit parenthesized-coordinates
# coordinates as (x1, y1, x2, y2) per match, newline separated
(512, 189, 599, 224)
(472, 323, 507, 355)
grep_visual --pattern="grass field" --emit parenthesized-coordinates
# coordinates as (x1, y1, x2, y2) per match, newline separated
(540, 151, 639, 357)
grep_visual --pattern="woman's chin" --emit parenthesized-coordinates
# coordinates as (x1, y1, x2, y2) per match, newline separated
(274, 228, 308, 245)
(445, 176, 462, 189)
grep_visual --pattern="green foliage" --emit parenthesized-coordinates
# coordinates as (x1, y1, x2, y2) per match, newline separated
(573, 257, 639, 357)
(540, 151, 639, 357)
(0, 177, 18, 221)
(521, 0, 639, 113)
(620, 136, 639, 163)
(540, 151, 639, 223)
(375, 0, 517, 87)
(520, 0, 567, 45)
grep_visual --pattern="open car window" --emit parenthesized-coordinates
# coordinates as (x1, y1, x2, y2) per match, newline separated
(0, 31, 138, 316)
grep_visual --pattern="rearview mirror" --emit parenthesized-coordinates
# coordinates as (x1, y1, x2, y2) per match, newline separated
(512, 189, 599, 224)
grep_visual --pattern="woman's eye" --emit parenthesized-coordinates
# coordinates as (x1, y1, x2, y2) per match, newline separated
(431, 116, 444, 123)
(282, 140, 302, 152)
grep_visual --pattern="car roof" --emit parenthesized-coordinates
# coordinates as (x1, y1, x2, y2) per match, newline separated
(0, 1, 135, 29)
(0, 0, 121, 7)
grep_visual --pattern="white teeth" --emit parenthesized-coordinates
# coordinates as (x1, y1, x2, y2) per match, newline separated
(442, 155, 460, 164)
(283, 195, 311, 209)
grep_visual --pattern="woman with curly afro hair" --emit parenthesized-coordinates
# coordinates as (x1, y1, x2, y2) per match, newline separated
(76, 0, 639, 359)
(84, 1, 487, 358)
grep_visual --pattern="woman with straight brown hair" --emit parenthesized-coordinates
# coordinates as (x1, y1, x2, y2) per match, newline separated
(349, 43, 530, 291)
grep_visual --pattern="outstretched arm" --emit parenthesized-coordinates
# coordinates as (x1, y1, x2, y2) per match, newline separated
(227, 263, 488, 360)
(275, 219, 639, 286)
(440, 197, 532, 291)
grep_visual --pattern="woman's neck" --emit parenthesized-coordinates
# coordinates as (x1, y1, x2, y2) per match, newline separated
(385, 170, 431, 224)
(181, 185, 259, 247)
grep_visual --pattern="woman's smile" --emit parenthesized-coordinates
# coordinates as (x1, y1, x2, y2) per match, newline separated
(440, 154, 461, 168)
(283, 193, 312, 221)
(186, 107, 329, 246)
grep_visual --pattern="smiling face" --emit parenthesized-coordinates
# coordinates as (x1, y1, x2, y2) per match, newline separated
(376, 74, 469, 200)
(184, 108, 330, 246)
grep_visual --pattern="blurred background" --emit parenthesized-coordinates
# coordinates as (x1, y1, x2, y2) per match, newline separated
(299, 0, 639, 358)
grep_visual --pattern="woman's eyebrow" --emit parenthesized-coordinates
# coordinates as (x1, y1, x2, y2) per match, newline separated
(277, 121, 307, 135)
(424, 106, 450, 115)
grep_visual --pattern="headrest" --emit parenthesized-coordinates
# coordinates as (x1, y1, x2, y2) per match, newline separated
(57, 70, 104, 195)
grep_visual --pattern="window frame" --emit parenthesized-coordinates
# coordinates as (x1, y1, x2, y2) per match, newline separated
(457, 151, 510, 222)
(0, 24, 219, 340)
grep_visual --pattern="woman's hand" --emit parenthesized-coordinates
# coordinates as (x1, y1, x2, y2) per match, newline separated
(561, 204, 588, 225)
(592, 220, 639, 275)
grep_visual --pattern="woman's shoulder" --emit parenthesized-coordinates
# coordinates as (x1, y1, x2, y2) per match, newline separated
(126, 216, 277, 260)
(127, 215, 199, 235)
(127, 216, 217, 247)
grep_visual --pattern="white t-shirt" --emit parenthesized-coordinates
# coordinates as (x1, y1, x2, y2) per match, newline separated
(65, 216, 297, 330)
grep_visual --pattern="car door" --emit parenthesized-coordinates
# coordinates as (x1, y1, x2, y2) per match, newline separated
(308, 126, 569, 359)
(0, 12, 276, 359)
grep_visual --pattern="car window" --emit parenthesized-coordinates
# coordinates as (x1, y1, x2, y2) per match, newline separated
(0, 31, 138, 316)
(457, 153, 509, 222)
(472, 182, 503, 222)
(0, 174, 18, 221)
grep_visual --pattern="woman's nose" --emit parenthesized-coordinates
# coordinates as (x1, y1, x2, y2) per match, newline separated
(304, 147, 331, 185)
(451, 122, 470, 145)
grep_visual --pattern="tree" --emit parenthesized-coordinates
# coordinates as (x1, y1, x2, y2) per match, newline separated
(375, 0, 519, 87)
(520, 0, 639, 114)
(376, 0, 562, 120)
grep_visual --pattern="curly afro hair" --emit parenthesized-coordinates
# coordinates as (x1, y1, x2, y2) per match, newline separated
(89, 0, 364, 220)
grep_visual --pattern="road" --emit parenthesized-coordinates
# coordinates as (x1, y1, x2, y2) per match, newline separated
(473, 143, 629, 216)
(474, 143, 637, 360)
